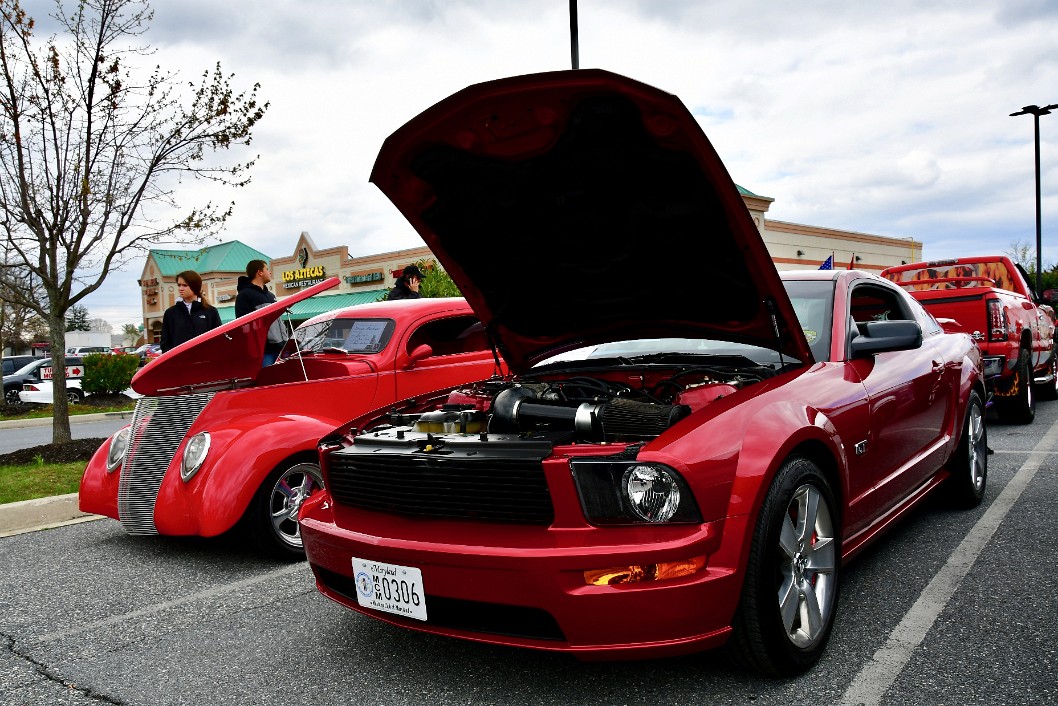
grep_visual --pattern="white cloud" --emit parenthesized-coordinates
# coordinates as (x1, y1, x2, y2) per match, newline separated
(63, 0, 1058, 326)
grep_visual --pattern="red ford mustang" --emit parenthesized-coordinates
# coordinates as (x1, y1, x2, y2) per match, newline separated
(299, 70, 987, 675)
(79, 283, 502, 559)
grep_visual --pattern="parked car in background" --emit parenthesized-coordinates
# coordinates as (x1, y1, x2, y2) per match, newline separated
(80, 279, 504, 559)
(67, 346, 112, 356)
(2, 356, 84, 405)
(299, 69, 987, 676)
(113, 346, 140, 355)
(2, 355, 37, 376)
(882, 256, 1057, 423)
(20, 378, 84, 404)
(132, 343, 161, 366)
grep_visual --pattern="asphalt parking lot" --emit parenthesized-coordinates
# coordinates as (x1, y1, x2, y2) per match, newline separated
(1, 405, 1056, 706)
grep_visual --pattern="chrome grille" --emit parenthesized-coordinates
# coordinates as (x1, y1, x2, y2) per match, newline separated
(117, 392, 214, 534)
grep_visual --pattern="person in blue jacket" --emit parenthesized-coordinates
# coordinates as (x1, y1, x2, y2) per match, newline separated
(159, 270, 221, 352)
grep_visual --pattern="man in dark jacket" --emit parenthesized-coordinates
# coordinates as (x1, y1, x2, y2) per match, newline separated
(235, 260, 283, 365)
(387, 264, 426, 300)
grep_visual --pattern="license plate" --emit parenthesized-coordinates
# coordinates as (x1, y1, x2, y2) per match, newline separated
(351, 558, 427, 621)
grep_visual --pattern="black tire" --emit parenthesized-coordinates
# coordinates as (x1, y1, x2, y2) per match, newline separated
(4, 386, 22, 405)
(246, 460, 324, 561)
(728, 457, 840, 676)
(945, 391, 988, 508)
(1036, 354, 1058, 401)
(67, 388, 84, 404)
(996, 348, 1035, 424)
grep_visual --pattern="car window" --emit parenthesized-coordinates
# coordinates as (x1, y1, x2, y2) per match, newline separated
(406, 315, 487, 357)
(288, 317, 397, 354)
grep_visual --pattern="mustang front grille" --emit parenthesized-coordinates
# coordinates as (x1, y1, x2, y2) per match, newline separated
(117, 393, 214, 534)
(326, 453, 554, 524)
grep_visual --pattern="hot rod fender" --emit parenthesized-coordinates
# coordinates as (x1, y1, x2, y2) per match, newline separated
(151, 415, 341, 537)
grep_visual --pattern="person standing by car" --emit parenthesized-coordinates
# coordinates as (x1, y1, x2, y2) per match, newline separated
(235, 259, 284, 366)
(387, 264, 426, 300)
(160, 270, 221, 352)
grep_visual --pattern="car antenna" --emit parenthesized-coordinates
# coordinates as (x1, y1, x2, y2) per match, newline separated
(569, 0, 579, 69)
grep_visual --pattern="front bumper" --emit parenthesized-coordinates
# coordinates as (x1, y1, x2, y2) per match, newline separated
(300, 495, 744, 660)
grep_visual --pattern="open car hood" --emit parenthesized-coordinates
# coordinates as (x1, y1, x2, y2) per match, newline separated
(370, 69, 813, 372)
(131, 277, 339, 396)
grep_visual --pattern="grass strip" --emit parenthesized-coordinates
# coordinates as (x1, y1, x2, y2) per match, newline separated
(0, 461, 86, 504)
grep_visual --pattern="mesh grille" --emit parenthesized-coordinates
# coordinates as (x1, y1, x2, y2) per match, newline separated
(327, 453, 554, 524)
(117, 393, 214, 535)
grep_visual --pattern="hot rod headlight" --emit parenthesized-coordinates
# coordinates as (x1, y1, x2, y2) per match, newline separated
(570, 460, 701, 525)
(181, 432, 211, 482)
(106, 427, 131, 473)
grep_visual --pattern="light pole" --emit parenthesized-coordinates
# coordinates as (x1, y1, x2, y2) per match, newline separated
(1010, 103, 1058, 295)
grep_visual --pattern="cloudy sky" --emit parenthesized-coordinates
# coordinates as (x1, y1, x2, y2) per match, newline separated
(48, 0, 1058, 329)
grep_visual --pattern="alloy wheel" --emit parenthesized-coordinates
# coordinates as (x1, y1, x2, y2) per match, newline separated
(777, 483, 837, 649)
(268, 462, 324, 549)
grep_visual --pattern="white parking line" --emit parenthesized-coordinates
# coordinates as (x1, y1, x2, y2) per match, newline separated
(33, 562, 311, 644)
(841, 415, 1058, 705)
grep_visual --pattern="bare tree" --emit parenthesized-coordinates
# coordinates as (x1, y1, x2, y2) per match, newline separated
(0, 0, 268, 442)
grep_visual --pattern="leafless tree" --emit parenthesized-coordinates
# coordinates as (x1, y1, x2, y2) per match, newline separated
(0, 0, 268, 442)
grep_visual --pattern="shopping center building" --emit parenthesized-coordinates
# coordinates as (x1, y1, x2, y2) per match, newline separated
(137, 188, 923, 342)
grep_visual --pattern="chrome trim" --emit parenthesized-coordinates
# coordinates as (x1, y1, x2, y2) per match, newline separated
(117, 392, 215, 535)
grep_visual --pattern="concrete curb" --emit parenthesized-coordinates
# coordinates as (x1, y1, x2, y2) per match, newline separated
(0, 493, 102, 537)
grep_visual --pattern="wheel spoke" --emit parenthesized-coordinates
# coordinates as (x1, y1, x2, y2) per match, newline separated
(275, 479, 294, 499)
(799, 487, 820, 544)
(806, 536, 836, 573)
(779, 513, 799, 558)
(800, 578, 825, 639)
(779, 576, 800, 634)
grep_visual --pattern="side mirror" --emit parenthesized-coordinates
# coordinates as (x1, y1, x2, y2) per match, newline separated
(850, 320, 923, 358)
(404, 344, 434, 369)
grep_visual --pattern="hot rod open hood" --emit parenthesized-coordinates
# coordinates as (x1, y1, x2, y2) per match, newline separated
(370, 69, 813, 372)
(131, 277, 339, 396)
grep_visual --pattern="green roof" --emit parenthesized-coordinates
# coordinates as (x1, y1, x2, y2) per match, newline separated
(216, 288, 390, 325)
(150, 241, 271, 277)
(735, 184, 758, 197)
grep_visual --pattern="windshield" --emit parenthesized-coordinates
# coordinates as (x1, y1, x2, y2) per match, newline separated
(285, 317, 397, 355)
(537, 278, 835, 367)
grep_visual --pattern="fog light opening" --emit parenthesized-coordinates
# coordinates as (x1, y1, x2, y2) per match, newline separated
(584, 555, 707, 586)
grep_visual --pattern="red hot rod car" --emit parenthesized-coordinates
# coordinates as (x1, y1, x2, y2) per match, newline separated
(79, 282, 502, 558)
(299, 70, 988, 675)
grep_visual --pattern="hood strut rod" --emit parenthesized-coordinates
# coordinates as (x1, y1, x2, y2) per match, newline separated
(765, 297, 788, 370)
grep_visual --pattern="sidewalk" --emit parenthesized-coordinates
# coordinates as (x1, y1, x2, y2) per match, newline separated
(0, 493, 100, 537)
(0, 411, 130, 535)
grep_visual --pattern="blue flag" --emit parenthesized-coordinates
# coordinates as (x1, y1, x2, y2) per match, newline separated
(818, 255, 833, 270)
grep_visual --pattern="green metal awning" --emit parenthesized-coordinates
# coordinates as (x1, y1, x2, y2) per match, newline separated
(216, 288, 389, 325)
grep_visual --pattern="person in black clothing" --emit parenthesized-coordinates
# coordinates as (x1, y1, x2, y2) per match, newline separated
(235, 259, 282, 365)
(159, 270, 221, 352)
(387, 264, 426, 300)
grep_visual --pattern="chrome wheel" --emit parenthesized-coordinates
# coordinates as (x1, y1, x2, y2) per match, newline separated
(777, 483, 837, 649)
(4, 388, 21, 405)
(267, 462, 324, 549)
(967, 402, 986, 493)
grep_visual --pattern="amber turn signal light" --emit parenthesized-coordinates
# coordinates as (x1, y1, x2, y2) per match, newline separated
(584, 555, 706, 586)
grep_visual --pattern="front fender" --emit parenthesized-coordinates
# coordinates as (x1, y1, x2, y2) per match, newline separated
(79, 434, 123, 520)
(152, 415, 340, 537)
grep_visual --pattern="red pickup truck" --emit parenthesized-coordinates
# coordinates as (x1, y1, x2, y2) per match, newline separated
(882, 256, 1057, 424)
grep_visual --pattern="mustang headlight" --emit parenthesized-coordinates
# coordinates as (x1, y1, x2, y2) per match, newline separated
(106, 427, 131, 473)
(570, 460, 700, 525)
(181, 432, 211, 482)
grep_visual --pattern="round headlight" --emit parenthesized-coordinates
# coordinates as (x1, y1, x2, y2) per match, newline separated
(181, 432, 211, 482)
(106, 427, 131, 473)
(623, 464, 681, 522)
